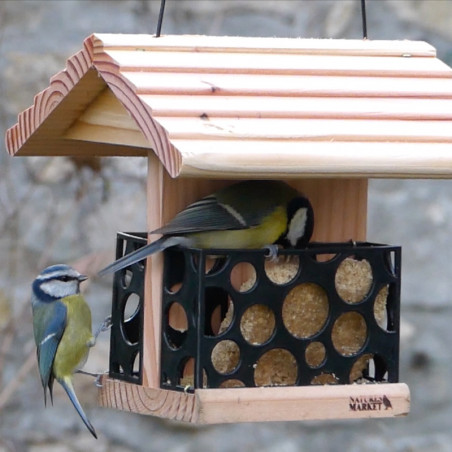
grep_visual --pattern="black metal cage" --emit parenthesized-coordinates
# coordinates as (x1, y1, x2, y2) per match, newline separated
(109, 234, 401, 393)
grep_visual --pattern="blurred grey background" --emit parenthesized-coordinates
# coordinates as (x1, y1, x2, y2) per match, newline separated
(1, 1, 452, 451)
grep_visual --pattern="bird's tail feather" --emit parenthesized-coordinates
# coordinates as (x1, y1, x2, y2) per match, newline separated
(59, 377, 97, 439)
(98, 236, 188, 276)
(46, 375, 55, 407)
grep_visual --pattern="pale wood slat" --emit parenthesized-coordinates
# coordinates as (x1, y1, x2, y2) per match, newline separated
(64, 87, 150, 148)
(141, 95, 452, 120)
(64, 121, 150, 149)
(157, 117, 452, 142)
(97, 377, 410, 423)
(196, 383, 410, 423)
(10, 137, 147, 157)
(97, 376, 199, 422)
(126, 71, 452, 98)
(96, 33, 435, 57)
(106, 50, 451, 77)
(172, 139, 452, 178)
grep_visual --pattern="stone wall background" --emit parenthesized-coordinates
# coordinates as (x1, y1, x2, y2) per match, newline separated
(1, 1, 452, 451)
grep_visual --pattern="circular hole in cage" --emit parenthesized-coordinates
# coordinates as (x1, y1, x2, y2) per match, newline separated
(311, 373, 338, 385)
(313, 253, 338, 263)
(121, 293, 141, 345)
(385, 250, 397, 276)
(205, 287, 233, 336)
(121, 269, 133, 289)
(240, 304, 275, 345)
(131, 350, 141, 377)
(120, 240, 127, 258)
(210, 300, 234, 336)
(165, 302, 188, 349)
(178, 357, 207, 388)
(335, 257, 373, 304)
(230, 262, 257, 292)
(374, 285, 390, 331)
(219, 379, 246, 388)
(282, 283, 329, 338)
(211, 340, 240, 375)
(168, 282, 182, 294)
(123, 292, 140, 321)
(305, 341, 326, 368)
(131, 240, 147, 271)
(179, 357, 194, 387)
(165, 248, 185, 293)
(264, 255, 299, 285)
(110, 360, 120, 375)
(191, 254, 227, 275)
(254, 348, 298, 387)
(349, 353, 373, 383)
(331, 312, 367, 356)
(206, 256, 228, 275)
(372, 355, 388, 381)
(133, 247, 146, 271)
(350, 354, 388, 383)
(168, 301, 188, 331)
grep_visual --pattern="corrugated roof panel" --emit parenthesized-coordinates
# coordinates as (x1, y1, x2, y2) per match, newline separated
(105, 49, 451, 77)
(6, 33, 452, 178)
(125, 72, 452, 98)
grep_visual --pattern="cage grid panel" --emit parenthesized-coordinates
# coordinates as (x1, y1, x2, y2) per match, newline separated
(109, 232, 146, 384)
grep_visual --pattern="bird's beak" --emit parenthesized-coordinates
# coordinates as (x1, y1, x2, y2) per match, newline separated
(78, 274, 88, 282)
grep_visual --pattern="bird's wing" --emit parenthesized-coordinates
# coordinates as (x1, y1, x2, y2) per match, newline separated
(153, 195, 248, 235)
(153, 181, 298, 236)
(33, 301, 67, 402)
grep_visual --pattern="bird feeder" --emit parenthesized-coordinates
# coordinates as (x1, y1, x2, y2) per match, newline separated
(7, 33, 452, 423)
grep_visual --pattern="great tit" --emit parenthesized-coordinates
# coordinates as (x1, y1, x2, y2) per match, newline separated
(99, 180, 314, 276)
(31, 265, 98, 439)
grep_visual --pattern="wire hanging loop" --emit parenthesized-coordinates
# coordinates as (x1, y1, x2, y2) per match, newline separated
(156, 0, 166, 37)
(361, 0, 368, 39)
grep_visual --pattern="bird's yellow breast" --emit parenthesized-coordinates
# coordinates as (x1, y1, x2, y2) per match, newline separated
(189, 206, 288, 249)
(53, 294, 93, 379)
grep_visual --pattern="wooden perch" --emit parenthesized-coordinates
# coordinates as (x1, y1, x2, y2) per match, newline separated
(98, 377, 410, 423)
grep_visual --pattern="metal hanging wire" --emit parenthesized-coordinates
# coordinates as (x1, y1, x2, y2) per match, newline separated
(361, 0, 368, 39)
(156, 0, 166, 37)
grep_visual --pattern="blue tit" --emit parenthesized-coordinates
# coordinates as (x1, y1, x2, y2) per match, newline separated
(99, 180, 314, 276)
(31, 265, 97, 439)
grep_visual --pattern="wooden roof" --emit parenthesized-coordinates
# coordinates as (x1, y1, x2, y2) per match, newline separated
(6, 33, 452, 178)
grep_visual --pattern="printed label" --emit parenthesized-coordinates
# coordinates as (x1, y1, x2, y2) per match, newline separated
(349, 395, 392, 411)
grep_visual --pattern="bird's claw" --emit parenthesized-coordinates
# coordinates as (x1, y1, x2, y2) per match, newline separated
(100, 315, 112, 332)
(263, 244, 280, 262)
(91, 315, 113, 346)
(95, 371, 109, 388)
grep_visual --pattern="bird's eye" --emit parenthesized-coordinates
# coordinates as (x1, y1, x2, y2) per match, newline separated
(59, 276, 70, 282)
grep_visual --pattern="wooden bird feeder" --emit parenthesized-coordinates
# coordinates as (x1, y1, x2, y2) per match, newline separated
(7, 33, 452, 424)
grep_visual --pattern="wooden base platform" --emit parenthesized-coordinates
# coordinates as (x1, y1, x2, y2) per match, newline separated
(97, 377, 410, 423)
